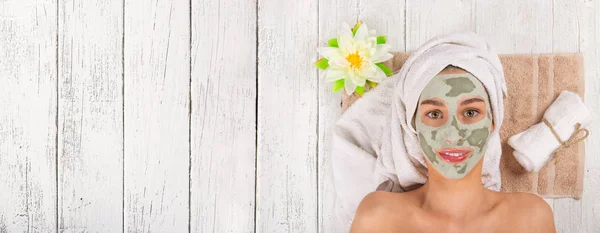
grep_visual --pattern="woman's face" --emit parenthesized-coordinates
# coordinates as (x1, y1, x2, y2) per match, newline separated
(415, 71, 494, 179)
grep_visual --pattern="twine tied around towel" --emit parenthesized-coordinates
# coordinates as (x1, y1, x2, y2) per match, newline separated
(542, 118, 590, 165)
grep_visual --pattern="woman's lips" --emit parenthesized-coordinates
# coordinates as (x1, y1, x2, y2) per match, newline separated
(435, 148, 473, 163)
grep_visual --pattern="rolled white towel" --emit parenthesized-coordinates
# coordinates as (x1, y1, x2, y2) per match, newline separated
(508, 90, 592, 172)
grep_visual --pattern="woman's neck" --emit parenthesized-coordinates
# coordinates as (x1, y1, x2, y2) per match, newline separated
(416, 160, 490, 221)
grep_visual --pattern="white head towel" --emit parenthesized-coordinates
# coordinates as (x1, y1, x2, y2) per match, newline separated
(331, 31, 508, 232)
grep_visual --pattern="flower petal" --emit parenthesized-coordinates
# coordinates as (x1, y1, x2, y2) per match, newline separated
(366, 36, 377, 47)
(372, 52, 393, 63)
(370, 44, 392, 61)
(348, 71, 367, 87)
(354, 23, 369, 41)
(338, 33, 353, 52)
(324, 68, 346, 82)
(358, 63, 378, 78)
(338, 22, 353, 48)
(318, 47, 341, 60)
(340, 21, 353, 35)
(330, 57, 349, 68)
(327, 52, 346, 65)
(344, 77, 357, 95)
(369, 64, 387, 82)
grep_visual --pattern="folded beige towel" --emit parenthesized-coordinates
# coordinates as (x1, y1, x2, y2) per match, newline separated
(341, 52, 585, 199)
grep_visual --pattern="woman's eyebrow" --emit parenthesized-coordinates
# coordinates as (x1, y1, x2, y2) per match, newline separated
(460, 97, 484, 106)
(420, 99, 445, 106)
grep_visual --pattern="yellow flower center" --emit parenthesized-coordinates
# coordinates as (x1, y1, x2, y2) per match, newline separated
(346, 52, 363, 70)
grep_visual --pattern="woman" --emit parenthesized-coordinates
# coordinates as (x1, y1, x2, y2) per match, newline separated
(330, 32, 556, 233)
(349, 65, 556, 233)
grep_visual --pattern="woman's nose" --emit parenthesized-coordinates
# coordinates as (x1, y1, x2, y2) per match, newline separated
(444, 137, 464, 145)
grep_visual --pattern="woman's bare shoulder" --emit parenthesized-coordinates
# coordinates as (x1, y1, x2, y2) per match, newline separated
(501, 192, 552, 210)
(495, 192, 556, 232)
(353, 191, 412, 218)
(350, 191, 417, 233)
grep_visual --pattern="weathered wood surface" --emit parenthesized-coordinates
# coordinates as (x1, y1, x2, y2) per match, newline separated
(256, 0, 318, 232)
(124, 0, 190, 232)
(58, 0, 123, 232)
(191, 0, 257, 232)
(0, 0, 598, 232)
(0, 0, 57, 232)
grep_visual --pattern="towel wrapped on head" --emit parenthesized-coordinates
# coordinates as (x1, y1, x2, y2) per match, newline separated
(331, 31, 508, 232)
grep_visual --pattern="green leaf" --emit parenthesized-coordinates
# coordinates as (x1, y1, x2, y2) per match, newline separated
(366, 80, 378, 88)
(332, 79, 344, 92)
(375, 63, 393, 76)
(376, 36, 387, 44)
(355, 85, 365, 96)
(352, 21, 362, 36)
(327, 38, 339, 47)
(315, 58, 329, 70)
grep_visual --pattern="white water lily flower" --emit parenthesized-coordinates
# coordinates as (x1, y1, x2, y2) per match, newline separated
(318, 21, 393, 95)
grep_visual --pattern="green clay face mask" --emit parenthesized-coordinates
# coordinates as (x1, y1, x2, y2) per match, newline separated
(414, 72, 493, 179)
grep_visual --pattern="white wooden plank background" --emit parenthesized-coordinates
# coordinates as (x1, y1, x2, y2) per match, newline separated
(256, 0, 318, 232)
(124, 0, 190, 231)
(191, 0, 257, 232)
(58, 0, 123, 232)
(0, 0, 598, 232)
(0, 0, 57, 232)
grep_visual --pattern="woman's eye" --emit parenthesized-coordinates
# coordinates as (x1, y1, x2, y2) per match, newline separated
(426, 111, 443, 119)
(464, 109, 480, 118)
